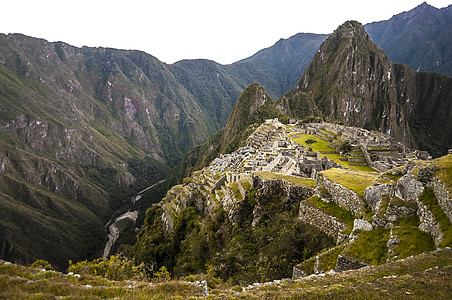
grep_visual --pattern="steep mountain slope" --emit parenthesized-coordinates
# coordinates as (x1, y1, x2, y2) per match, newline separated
(167, 59, 243, 128)
(279, 21, 452, 157)
(365, 2, 452, 76)
(229, 33, 328, 99)
(163, 83, 286, 189)
(0, 33, 216, 268)
(167, 33, 326, 126)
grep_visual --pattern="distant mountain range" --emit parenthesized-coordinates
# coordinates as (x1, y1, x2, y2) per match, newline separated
(366, 2, 452, 75)
(0, 2, 451, 269)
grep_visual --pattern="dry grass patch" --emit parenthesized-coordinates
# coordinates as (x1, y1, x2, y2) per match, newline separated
(255, 171, 315, 187)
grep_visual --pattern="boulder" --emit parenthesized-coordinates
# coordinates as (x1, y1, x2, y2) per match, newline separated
(395, 174, 423, 202)
(349, 219, 373, 239)
(352, 219, 373, 233)
(364, 184, 390, 211)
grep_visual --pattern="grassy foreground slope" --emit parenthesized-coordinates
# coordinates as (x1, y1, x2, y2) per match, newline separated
(1, 248, 450, 299)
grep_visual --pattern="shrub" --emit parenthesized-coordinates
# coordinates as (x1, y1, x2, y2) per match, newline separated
(30, 260, 53, 270)
(153, 266, 171, 283)
(67, 255, 146, 281)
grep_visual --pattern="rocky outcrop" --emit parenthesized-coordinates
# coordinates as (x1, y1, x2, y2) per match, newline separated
(350, 219, 373, 237)
(395, 174, 424, 202)
(364, 184, 391, 211)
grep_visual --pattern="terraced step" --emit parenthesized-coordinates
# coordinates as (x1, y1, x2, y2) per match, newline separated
(347, 157, 367, 163)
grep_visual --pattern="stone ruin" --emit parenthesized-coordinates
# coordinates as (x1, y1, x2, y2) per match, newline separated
(293, 122, 431, 173)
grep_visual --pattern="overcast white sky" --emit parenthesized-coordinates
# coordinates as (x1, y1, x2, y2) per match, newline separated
(0, 1, 450, 64)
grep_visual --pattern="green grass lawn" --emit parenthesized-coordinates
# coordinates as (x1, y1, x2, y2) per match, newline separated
(289, 133, 375, 172)
(342, 228, 390, 265)
(321, 168, 378, 196)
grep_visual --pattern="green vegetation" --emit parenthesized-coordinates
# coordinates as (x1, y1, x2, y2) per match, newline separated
(418, 187, 452, 247)
(254, 171, 315, 187)
(376, 195, 390, 218)
(321, 168, 378, 196)
(290, 133, 375, 171)
(68, 255, 146, 281)
(229, 182, 243, 201)
(431, 154, 452, 193)
(152, 266, 171, 283)
(30, 260, 53, 270)
(392, 217, 435, 259)
(133, 187, 334, 285)
(317, 246, 345, 272)
(342, 229, 390, 265)
(0, 260, 204, 299)
(2, 248, 451, 299)
(291, 133, 333, 152)
(304, 197, 355, 232)
(233, 248, 452, 299)
(294, 256, 315, 275)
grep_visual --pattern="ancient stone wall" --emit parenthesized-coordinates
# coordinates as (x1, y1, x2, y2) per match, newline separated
(335, 255, 368, 272)
(428, 178, 452, 223)
(298, 203, 348, 241)
(253, 174, 314, 209)
(417, 200, 443, 246)
(319, 176, 366, 216)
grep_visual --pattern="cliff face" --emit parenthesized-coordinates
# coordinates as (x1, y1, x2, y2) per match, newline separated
(292, 21, 411, 144)
(279, 21, 452, 157)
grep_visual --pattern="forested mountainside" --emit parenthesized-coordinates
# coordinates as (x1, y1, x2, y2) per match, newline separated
(0, 34, 196, 268)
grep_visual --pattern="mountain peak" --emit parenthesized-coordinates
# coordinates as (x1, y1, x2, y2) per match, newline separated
(297, 20, 383, 93)
(220, 83, 285, 153)
(329, 20, 372, 45)
(291, 20, 413, 146)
